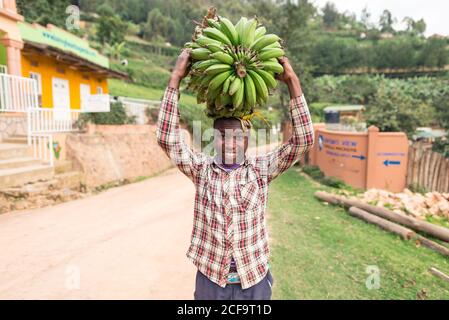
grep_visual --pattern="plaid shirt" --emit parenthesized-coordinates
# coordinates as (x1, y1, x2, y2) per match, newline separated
(156, 87, 315, 289)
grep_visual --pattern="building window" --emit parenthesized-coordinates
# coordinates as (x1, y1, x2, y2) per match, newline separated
(29, 72, 43, 106)
(97, 86, 103, 94)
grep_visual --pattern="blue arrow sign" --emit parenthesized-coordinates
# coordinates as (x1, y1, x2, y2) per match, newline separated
(352, 155, 366, 160)
(383, 159, 401, 166)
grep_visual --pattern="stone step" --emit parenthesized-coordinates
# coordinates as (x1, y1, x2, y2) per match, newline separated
(0, 164, 54, 188)
(0, 157, 41, 170)
(55, 160, 73, 174)
(55, 171, 84, 190)
(2, 136, 28, 144)
(0, 143, 30, 160)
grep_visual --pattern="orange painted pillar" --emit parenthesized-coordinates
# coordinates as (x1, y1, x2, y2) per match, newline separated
(1, 38, 23, 76)
(365, 125, 379, 189)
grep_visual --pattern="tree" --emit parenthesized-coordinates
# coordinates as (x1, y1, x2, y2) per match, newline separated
(96, 5, 128, 45)
(403, 17, 426, 36)
(379, 9, 395, 33)
(17, 0, 72, 29)
(322, 2, 340, 29)
(360, 6, 372, 30)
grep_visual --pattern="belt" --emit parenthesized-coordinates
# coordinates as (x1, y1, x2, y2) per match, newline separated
(226, 262, 271, 284)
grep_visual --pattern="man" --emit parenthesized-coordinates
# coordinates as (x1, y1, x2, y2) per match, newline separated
(156, 49, 315, 300)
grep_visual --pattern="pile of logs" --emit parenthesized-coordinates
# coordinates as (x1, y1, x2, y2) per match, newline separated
(315, 191, 449, 258)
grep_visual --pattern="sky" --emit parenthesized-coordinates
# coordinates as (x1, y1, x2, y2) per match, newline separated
(312, 0, 448, 36)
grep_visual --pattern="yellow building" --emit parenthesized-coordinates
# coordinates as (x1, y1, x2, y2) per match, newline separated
(0, 0, 127, 113)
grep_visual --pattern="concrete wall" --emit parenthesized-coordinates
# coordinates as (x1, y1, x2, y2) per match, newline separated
(65, 125, 177, 188)
(0, 113, 27, 140)
(309, 123, 409, 192)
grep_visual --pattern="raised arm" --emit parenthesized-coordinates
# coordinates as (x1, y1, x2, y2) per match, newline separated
(156, 49, 206, 181)
(258, 57, 315, 183)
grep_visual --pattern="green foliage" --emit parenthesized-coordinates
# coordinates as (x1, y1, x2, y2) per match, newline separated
(312, 75, 446, 136)
(432, 138, 449, 159)
(270, 169, 449, 299)
(76, 102, 136, 128)
(17, 0, 71, 28)
(321, 176, 346, 188)
(96, 5, 128, 45)
(366, 81, 435, 137)
(302, 165, 325, 180)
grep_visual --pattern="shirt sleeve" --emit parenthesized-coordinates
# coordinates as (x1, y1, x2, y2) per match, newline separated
(256, 94, 315, 184)
(156, 87, 206, 181)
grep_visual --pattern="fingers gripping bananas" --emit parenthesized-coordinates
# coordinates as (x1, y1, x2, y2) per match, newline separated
(185, 14, 285, 118)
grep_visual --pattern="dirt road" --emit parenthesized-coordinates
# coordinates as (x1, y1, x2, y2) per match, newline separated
(0, 143, 280, 300)
(0, 168, 197, 299)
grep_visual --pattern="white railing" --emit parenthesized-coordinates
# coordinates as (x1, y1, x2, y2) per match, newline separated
(117, 96, 159, 125)
(30, 134, 54, 167)
(0, 73, 38, 112)
(0, 0, 4, 9)
(0, 65, 7, 74)
(27, 107, 82, 136)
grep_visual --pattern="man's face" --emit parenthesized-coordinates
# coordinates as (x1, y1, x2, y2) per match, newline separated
(213, 118, 250, 165)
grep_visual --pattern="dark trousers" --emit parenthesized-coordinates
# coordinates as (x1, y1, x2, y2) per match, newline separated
(194, 270, 274, 300)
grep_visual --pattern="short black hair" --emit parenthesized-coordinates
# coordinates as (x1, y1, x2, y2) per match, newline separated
(213, 117, 252, 131)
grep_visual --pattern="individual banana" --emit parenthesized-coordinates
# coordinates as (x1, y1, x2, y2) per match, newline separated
(258, 48, 285, 61)
(228, 77, 242, 96)
(209, 70, 234, 90)
(244, 74, 256, 107)
(195, 36, 222, 48)
(250, 34, 280, 51)
(261, 61, 284, 74)
(248, 70, 268, 103)
(195, 59, 221, 71)
(222, 74, 235, 94)
(191, 48, 212, 60)
(232, 80, 245, 108)
(254, 69, 277, 90)
(219, 16, 239, 46)
(203, 27, 233, 46)
(210, 52, 234, 65)
(235, 17, 248, 43)
(205, 64, 232, 75)
(241, 18, 258, 48)
(254, 26, 267, 40)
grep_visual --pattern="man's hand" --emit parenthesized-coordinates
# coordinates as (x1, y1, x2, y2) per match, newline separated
(168, 48, 191, 89)
(276, 56, 302, 98)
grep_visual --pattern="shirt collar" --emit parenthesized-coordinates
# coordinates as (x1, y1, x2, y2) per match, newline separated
(212, 154, 250, 172)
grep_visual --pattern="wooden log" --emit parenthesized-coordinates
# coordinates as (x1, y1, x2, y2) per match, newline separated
(429, 267, 449, 283)
(349, 207, 449, 257)
(415, 235, 449, 257)
(314, 191, 449, 243)
(314, 191, 340, 205)
(348, 207, 415, 240)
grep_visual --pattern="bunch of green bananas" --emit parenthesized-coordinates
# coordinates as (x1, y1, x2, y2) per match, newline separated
(185, 16, 284, 119)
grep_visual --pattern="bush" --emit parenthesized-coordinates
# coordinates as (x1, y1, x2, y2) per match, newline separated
(302, 165, 325, 180)
(75, 102, 136, 129)
(432, 137, 449, 159)
(321, 176, 346, 188)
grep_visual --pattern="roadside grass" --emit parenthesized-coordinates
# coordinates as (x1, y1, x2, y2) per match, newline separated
(267, 167, 449, 299)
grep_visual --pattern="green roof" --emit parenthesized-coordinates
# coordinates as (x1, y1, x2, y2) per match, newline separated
(324, 105, 365, 112)
(19, 22, 109, 68)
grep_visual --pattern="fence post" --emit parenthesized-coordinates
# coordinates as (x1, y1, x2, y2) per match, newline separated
(365, 125, 379, 189)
